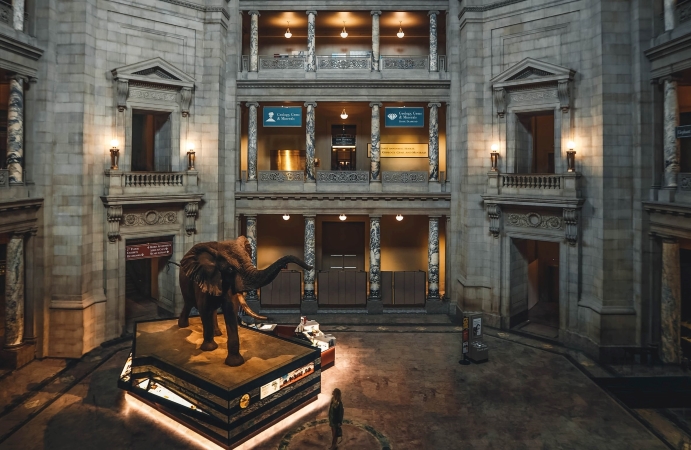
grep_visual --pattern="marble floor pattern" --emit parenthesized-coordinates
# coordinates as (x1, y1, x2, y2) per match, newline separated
(0, 319, 671, 450)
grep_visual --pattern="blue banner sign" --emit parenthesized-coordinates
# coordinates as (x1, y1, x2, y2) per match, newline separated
(384, 107, 424, 128)
(263, 106, 302, 127)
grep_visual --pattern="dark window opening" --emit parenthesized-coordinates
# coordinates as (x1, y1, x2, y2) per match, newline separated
(131, 110, 172, 172)
(680, 112, 691, 173)
(331, 124, 356, 171)
(515, 111, 555, 174)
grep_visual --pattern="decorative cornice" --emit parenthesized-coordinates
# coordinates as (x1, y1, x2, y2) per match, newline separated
(237, 80, 450, 90)
(235, 192, 450, 202)
(643, 201, 691, 217)
(100, 193, 204, 207)
(459, 0, 528, 18)
(0, 33, 43, 62)
(0, 198, 43, 213)
(481, 194, 584, 209)
(158, 0, 230, 19)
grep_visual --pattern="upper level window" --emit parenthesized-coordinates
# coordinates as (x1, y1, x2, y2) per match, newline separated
(515, 111, 555, 174)
(131, 110, 172, 172)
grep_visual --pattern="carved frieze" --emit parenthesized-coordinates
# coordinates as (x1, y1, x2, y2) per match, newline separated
(509, 89, 558, 103)
(129, 89, 177, 102)
(506, 213, 562, 230)
(122, 210, 178, 227)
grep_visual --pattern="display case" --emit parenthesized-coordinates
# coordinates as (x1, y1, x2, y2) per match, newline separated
(119, 317, 321, 449)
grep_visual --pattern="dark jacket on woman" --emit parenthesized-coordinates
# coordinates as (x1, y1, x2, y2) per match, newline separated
(328, 401, 344, 427)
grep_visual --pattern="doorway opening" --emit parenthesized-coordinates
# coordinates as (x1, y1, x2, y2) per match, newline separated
(331, 124, 356, 171)
(124, 237, 175, 333)
(509, 238, 560, 339)
(680, 247, 691, 359)
(515, 111, 555, 173)
(131, 109, 173, 172)
(318, 221, 367, 307)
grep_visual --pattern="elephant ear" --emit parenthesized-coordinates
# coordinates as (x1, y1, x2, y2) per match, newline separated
(180, 243, 225, 296)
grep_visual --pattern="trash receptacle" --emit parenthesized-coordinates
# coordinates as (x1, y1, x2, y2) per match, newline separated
(467, 313, 488, 363)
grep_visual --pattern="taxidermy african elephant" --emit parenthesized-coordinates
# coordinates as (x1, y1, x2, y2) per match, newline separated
(178, 236, 312, 367)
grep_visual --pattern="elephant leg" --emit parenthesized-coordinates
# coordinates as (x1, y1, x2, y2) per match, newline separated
(222, 294, 244, 367)
(212, 309, 222, 336)
(199, 293, 218, 352)
(178, 302, 192, 329)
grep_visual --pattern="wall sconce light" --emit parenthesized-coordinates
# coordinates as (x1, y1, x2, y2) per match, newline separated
(340, 108, 348, 119)
(490, 143, 499, 172)
(285, 21, 292, 39)
(187, 142, 196, 170)
(397, 22, 405, 38)
(340, 22, 348, 38)
(282, 214, 290, 220)
(339, 214, 347, 221)
(110, 139, 119, 170)
(566, 141, 576, 173)
(396, 214, 404, 221)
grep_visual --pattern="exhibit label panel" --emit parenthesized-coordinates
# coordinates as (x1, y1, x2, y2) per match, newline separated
(263, 106, 302, 127)
(126, 241, 173, 260)
(368, 143, 429, 158)
(384, 107, 424, 127)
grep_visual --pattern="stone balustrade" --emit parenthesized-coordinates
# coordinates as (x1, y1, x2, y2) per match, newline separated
(258, 171, 304, 182)
(487, 172, 581, 198)
(259, 56, 306, 71)
(0, 0, 27, 31)
(317, 170, 369, 183)
(381, 55, 429, 70)
(382, 171, 427, 183)
(678, 1, 691, 24)
(316, 55, 372, 71)
(104, 170, 198, 196)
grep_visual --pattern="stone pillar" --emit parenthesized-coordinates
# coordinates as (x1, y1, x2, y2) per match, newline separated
(370, 102, 382, 183)
(661, 236, 682, 364)
(305, 102, 317, 183)
(367, 216, 383, 314)
(249, 11, 260, 72)
(428, 11, 439, 72)
(302, 215, 317, 314)
(664, 79, 680, 189)
(428, 102, 441, 182)
(306, 11, 317, 72)
(6, 76, 24, 185)
(13, 0, 24, 32)
(665, 0, 675, 32)
(4, 233, 24, 348)
(371, 11, 381, 71)
(426, 216, 445, 313)
(247, 102, 258, 184)
(245, 215, 259, 303)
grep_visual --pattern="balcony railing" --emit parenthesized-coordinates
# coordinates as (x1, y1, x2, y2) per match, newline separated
(487, 172, 580, 198)
(241, 54, 446, 73)
(381, 56, 429, 70)
(317, 171, 369, 183)
(104, 170, 199, 196)
(258, 171, 304, 182)
(382, 171, 427, 183)
(0, 169, 8, 188)
(680, 173, 691, 191)
(259, 56, 306, 71)
(678, 0, 691, 24)
(317, 55, 372, 71)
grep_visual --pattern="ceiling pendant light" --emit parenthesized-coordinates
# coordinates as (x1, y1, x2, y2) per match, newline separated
(285, 21, 292, 39)
(282, 214, 290, 220)
(340, 21, 348, 38)
(339, 214, 347, 221)
(396, 214, 404, 221)
(397, 22, 405, 38)
(340, 108, 348, 119)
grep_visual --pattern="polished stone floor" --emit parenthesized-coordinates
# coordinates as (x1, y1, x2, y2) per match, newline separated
(0, 314, 679, 449)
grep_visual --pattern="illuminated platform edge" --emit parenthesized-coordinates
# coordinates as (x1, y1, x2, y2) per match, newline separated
(118, 319, 322, 449)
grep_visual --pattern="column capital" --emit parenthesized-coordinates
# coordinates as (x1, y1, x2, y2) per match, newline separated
(5, 74, 27, 84)
(369, 102, 382, 108)
(248, 10, 260, 16)
(304, 101, 317, 108)
(303, 214, 316, 219)
(428, 10, 440, 16)
(369, 214, 382, 219)
(429, 215, 442, 219)
(659, 234, 679, 244)
(659, 75, 681, 85)
(370, 10, 382, 16)
(245, 213, 257, 219)
(247, 102, 259, 108)
(428, 102, 441, 108)
(306, 10, 318, 16)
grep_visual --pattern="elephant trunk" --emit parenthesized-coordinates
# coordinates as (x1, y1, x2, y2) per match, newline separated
(239, 255, 312, 291)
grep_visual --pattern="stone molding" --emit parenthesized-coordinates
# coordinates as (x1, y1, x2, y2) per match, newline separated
(238, 80, 449, 91)
(487, 204, 501, 238)
(563, 209, 578, 246)
(506, 212, 562, 230)
(100, 193, 204, 207)
(122, 210, 178, 227)
(107, 205, 123, 243)
(158, 0, 230, 19)
(459, 0, 528, 17)
(184, 202, 199, 235)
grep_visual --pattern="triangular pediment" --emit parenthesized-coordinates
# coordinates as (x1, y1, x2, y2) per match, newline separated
(111, 57, 194, 89)
(491, 58, 574, 88)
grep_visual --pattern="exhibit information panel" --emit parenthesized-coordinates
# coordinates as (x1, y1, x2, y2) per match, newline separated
(118, 317, 322, 449)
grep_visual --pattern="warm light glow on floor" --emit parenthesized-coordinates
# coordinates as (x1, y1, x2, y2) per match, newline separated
(124, 388, 331, 449)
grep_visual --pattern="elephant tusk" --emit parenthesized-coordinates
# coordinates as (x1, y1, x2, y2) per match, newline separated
(237, 293, 268, 321)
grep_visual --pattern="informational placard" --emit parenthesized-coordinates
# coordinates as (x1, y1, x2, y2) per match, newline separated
(260, 362, 315, 399)
(472, 317, 482, 337)
(384, 107, 424, 128)
(462, 317, 469, 354)
(368, 143, 429, 158)
(263, 106, 302, 127)
(126, 241, 173, 261)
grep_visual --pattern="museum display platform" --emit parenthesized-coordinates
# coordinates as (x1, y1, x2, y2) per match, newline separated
(118, 316, 322, 449)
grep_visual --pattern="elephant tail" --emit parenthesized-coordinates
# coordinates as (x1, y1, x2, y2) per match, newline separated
(237, 293, 267, 321)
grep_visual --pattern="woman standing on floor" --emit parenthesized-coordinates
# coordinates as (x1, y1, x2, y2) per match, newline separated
(328, 388, 344, 450)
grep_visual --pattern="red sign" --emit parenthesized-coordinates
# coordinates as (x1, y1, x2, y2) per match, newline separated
(126, 242, 173, 260)
(462, 329, 469, 343)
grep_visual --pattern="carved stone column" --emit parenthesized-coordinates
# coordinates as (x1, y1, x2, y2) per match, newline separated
(13, 0, 24, 31)
(305, 102, 317, 183)
(4, 233, 25, 348)
(302, 215, 317, 314)
(6, 76, 24, 184)
(367, 216, 383, 314)
(247, 102, 259, 183)
(661, 236, 681, 364)
(428, 11, 439, 72)
(428, 103, 441, 182)
(306, 11, 317, 72)
(371, 11, 381, 71)
(665, 0, 675, 32)
(370, 102, 382, 183)
(246, 215, 258, 302)
(664, 79, 680, 188)
(428, 217, 440, 300)
(249, 11, 260, 72)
